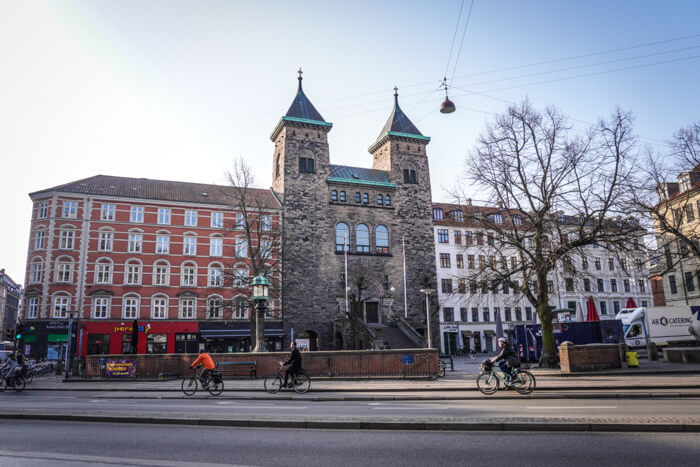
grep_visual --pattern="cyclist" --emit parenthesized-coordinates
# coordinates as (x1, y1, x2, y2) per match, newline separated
(190, 349, 215, 388)
(281, 340, 302, 388)
(490, 337, 518, 384)
(1, 353, 19, 386)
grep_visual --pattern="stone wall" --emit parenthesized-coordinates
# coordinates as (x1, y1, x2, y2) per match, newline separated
(559, 342, 622, 373)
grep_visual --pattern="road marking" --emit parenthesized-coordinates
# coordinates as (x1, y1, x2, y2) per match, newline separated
(526, 406, 617, 410)
(371, 406, 450, 410)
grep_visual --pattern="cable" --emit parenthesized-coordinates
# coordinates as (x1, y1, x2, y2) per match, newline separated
(449, 0, 475, 83)
(444, 0, 466, 79)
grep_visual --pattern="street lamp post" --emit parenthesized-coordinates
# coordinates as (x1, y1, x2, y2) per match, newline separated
(252, 275, 270, 352)
(420, 289, 435, 349)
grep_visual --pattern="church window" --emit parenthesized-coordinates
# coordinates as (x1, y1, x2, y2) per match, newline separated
(403, 169, 417, 184)
(340, 191, 346, 202)
(299, 157, 314, 173)
(362, 193, 369, 204)
(377, 194, 383, 205)
(335, 223, 350, 252)
(385, 194, 391, 206)
(355, 192, 361, 203)
(275, 154, 280, 178)
(331, 190, 338, 201)
(356, 224, 370, 253)
(376, 225, 389, 254)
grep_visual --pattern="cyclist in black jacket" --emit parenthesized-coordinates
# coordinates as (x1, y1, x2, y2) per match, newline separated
(281, 340, 302, 388)
(491, 337, 518, 384)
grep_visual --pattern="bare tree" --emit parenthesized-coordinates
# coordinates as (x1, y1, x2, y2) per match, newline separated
(223, 157, 281, 352)
(458, 100, 640, 367)
(345, 260, 372, 350)
(670, 123, 700, 170)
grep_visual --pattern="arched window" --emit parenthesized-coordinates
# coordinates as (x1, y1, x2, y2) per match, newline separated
(209, 235, 223, 257)
(235, 237, 248, 258)
(59, 226, 75, 249)
(362, 193, 369, 204)
(275, 153, 281, 179)
(233, 295, 248, 319)
(34, 228, 46, 250)
(125, 259, 142, 285)
(155, 230, 170, 254)
(331, 190, 338, 201)
(356, 224, 370, 253)
(179, 296, 196, 319)
(339, 191, 346, 202)
(377, 194, 383, 205)
(123, 294, 140, 319)
(385, 194, 391, 206)
(403, 168, 417, 183)
(335, 223, 350, 252)
(355, 192, 361, 203)
(30, 258, 43, 283)
(376, 225, 389, 254)
(128, 229, 143, 253)
(52, 293, 71, 318)
(181, 261, 197, 287)
(207, 295, 223, 319)
(208, 262, 224, 287)
(55, 256, 73, 283)
(95, 258, 113, 284)
(153, 260, 170, 286)
(151, 295, 169, 319)
(233, 265, 249, 288)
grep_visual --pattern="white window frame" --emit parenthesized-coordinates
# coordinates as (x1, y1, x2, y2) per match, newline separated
(38, 201, 49, 219)
(62, 200, 77, 218)
(156, 234, 170, 254)
(123, 296, 139, 319)
(130, 206, 144, 223)
(56, 260, 72, 283)
(30, 259, 43, 283)
(128, 231, 143, 253)
(34, 229, 46, 250)
(233, 268, 249, 288)
(101, 203, 116, 221)
(208, 266, 223, 287)
(179, 298, 196, 319)
(151, 296, 168, 319)
(234, 238, 247, 258)
(233, 297, 248, 319)
(183, 235, 197, 256)
(184, 210, 198, 227)
(157, 208, 171, 225)
(125, 261, 142, 285)
(60, 229, 75, 249)
(207, 296, 222, 319)
(53, 295, 70, 318)
(92, 297, 110, 319)
(235, 213, 245, 230)
(210, 236, 223, 257)
(261, 215, 271, 231)
(95, 261, 112, 284)
(98, 230, 114, 252)
(27, 297, 39, 318)
(153, 262, 170, 286)
(211, 212, 223, 228)
(181, 263, 197, 287)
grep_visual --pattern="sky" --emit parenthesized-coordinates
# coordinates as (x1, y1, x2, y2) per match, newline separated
(1, 0, 699, 285)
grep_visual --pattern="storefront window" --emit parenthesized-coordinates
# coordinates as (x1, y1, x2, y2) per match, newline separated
(174, 333, 198, 353)
(147, 334, 167, 354)
(87, 334, 111, 355)
(122, 333, 134, 354)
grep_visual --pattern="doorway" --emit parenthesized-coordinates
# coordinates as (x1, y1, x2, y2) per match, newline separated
(444, 332, 457, 355)
(365, 302, 379, 323)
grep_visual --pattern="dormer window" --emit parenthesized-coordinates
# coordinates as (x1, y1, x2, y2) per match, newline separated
(433, 207, 443, 220)
(513, 215, 522, 226)
(453, 209, 463, 222)
(492, 213, 503, 225)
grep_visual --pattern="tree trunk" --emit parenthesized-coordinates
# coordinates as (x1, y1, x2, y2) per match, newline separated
(537, 272, 558, 368)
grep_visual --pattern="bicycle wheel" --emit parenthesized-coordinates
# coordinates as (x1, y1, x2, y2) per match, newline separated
(264, 374, 283, 394)
(12, 375, 26, 393)
(476, 371, 499, 395)
(181, 376, 198, 396)
(438, 360, 446, 378)
(207, 379, 224, 396)
(514, 370, 535, 395)
(25, 370, 34, 384)
(293, 374, 310, 394)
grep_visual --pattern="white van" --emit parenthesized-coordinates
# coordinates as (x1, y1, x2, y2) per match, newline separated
(615, 306, 699, 348)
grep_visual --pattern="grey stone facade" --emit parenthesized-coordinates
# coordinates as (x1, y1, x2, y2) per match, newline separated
(271, 77, 438, 350)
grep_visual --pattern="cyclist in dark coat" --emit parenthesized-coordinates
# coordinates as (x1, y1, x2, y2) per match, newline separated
(281, 340, 302, 388)
(490, 337, 518, 383)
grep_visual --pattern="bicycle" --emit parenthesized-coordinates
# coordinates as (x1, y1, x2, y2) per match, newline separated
(181, 368, 224, 396)
(0, 367, 26, 393)
(20, 362, 34, 384)
(264, 364, 310, 394)
(476, 359, 535, 395)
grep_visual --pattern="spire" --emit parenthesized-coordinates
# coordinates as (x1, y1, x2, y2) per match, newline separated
(376, 86, 423, 140)
(284, 67, 326, 123)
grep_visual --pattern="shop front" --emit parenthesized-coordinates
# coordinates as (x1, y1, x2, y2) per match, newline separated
(80, 321, 200, 355)
(199, 321, 284, 353)
(18, 320, 75, 360)
(440, 325, 459, 355)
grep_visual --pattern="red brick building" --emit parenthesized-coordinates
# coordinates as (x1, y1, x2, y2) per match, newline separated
(21, 175, 282, 359)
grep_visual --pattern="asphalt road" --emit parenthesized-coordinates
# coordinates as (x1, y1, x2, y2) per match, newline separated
(0, 420, 699, 467)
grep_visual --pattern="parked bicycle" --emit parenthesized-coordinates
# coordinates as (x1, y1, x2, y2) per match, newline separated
(476, 359, 535, 395)
(264, 364, 310, 394)
(0, 366, 26, 393)
(20, 361, 35, 384)
(181, 368, 224, 396)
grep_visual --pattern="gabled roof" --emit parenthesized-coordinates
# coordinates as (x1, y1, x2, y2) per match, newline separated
(30, 175, 281, 209)
(327, 165, 396, 188)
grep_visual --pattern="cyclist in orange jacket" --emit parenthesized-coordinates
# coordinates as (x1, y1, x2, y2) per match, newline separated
(190, 350, 215, 388)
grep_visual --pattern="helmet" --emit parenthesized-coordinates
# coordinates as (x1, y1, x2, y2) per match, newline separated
(498, 337, 507, 343)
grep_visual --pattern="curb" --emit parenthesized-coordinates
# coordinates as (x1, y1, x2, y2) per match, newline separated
(2, 412, 699, 433)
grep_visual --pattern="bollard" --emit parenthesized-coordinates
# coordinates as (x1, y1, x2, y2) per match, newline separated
(647, 342, 659, 361)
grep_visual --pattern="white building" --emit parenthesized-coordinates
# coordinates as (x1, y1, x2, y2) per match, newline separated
(432, 202, 653, 355)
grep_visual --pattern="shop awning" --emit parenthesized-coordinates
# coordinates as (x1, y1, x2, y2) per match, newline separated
(484, 330, 496, 337)
(461, 330, 473, 338)
(265, 328, 284, 337)
(47, 333, 68, 342)
(22, 335, 37, 343)
(200, 330, 250, 339)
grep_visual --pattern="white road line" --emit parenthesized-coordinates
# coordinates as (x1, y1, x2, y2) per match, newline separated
(526, 406, 617, 410)
(372, 407, 450, 410)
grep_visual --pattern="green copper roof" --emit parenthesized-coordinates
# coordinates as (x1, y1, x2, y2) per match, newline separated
(327, 164, 397, 188)
(282, 116, 332, 127)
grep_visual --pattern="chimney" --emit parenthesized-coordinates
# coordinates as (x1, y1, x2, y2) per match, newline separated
(466, 198, 472, 206)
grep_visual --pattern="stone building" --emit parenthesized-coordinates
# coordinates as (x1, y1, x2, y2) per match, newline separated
(271, 73, 438, 350)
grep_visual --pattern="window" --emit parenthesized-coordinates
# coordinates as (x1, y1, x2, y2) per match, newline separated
(624, 279, 630, 293)
(261, 215, 272, 231)
(209, 264, 223, 287)
(638, 279, 646, 293)
(467, 255, 475, 269)
(469, 280, 477, 294)
(433, 208, 443, 220)
(62, 200, 77, 218)
(620, 258, 627, 271)
(233, 267, 249, 288)
(151, 296, 168, 319)
(594, 258, 601, 270)
(34, 229, 46, 250)
(478, 255, 485, 270)
(27, 297, 39, 318)
(98, 230, 113, 251)
(613, 301, 621, 314)
(686, 204, 695, 222)
(472, 308, 479, 322)
(362, 193, 369, 204)
(513, 215, 522, 226)
(125, 261, 142, 285)
(183, 235, 197, 255)
(453, 209, 463, 222)
(458, 279, 466, 294)
(340, 191, 347, 202)
(483, 308, 490, 322)
(584, 278, 591, 292)
(385, 194, 391, 206)
(443, 308, 454, 322)
(437, 229, 449, 243)
(376, 225, 389, 254)
(440, 253, 451, 268)
(147, 334, 167, 354)
(56, 259, 72, 283)
(669, 275, 678, 294)
(453, 231, 462, 245)
(211, 212, 223, 228)
(235, 213, 246, 230)
(157, 208, 171, 225)
(504, 307, 512, 322)
(611, 279, 618, 292)
(260, 238, 273, 258)
(336, 223, 350, 252)
(185, 210, 198, 227)
(476, 232, 484, 245)
(441, 278, 453, 293)
(331, 190, 338, 201)
(153, 262, 170, 286)
(460, 308, 468, 322)
(608, 258, 615, 271)
(597, 278, 605, 292)
(299, 157, 315, 173)
(95, 260, 112, 284)
(355, 192, 361, 203)
(515, 307, 522, 321)
(30, 259, 43, 283)
(356, 224, 370, 253)
(128, 231, 143, 253)
(377, 194, 383, 205)
(525, 307, 533, 321)
(233, 297, 248, 319)
(53, 295, 70, 318)
(210, 236, 224, 257)
(456, 254, 464, 269)
(93, 297, 110, 319)
(600, 301, 608, 315)
(179, 298, 195, 319)
(403, 169, 417, 183)
(685, 271, 695, 292)
(181, 263, 197, 287)
(59, 229, 75, 249)
(101, 204, 116, 221)
(487, 233, 495, 246)
(130, 206, 144, 223)
(492, 213, 503, 225)
(582, 257, 588, 269)
(38, 201, 49, 219)
(156, 234, 170, 254)
(207, 296, 222, 319)
(235, 237, 247, 257)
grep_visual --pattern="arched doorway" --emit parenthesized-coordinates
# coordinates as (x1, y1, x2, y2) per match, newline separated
(335, 331, 344, 350)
